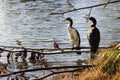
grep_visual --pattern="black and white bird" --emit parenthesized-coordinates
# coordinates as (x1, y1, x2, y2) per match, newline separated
(87, 17, 100, 59)
(64, 17, 81, 54)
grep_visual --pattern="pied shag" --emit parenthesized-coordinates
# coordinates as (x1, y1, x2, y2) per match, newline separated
(64, 17, 81, 54)
(87, 17, 100, 59)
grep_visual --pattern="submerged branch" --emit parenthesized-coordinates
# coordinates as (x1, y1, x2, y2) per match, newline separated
(0, 65, 95, 77)
(0, 45, 106, 50)
(0, 45, 107, 55)
(49, 0, 120, 15)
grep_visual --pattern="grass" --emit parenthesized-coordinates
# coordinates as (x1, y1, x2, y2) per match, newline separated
(101, 49, 120, 75)
(53, 43, 120, 80)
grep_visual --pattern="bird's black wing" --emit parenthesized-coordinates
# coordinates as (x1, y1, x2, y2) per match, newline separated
(88, 27, 100, 53)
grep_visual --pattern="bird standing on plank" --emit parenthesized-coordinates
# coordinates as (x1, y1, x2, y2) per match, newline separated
(64, 17, 81, 54)
(87, 17, 100, 59)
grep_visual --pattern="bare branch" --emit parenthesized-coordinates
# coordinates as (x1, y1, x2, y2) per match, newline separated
(0, 45, 106, 50)
(0, 46, 107, 55)
(49, 0, 120, 15)
(0, 65, 95, 77)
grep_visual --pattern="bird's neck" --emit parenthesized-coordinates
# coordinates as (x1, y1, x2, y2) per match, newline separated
(91, 24, 96, 27)
(53, 40, 56, 43)
(67, 21, 73, 28)
(91, 19, 96, 27)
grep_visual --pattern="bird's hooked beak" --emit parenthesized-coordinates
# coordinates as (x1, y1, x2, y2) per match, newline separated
(63, 19, 70, 24)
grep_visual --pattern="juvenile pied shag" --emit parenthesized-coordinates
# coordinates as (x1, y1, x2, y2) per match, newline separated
(87, 17, 100, 59)
(64, 17, 81, 54)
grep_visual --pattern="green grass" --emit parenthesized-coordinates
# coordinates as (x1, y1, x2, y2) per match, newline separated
(101, 49, 120, 75)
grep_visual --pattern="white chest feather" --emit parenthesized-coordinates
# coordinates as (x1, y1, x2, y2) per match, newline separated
(87, 27, 94, 38)
(67, 26, 80, 47)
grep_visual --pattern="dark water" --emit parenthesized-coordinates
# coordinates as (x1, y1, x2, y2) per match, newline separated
(0, 0, 119, 79)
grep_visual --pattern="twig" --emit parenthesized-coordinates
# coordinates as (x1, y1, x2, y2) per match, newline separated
(84, 8, 92, 22)
(67, 0, 75, 9)
(88, 8, 92, 17)
(103, 0, 111, 8)
(49, 0, 120, 15)
(0, 65, 95, 77)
